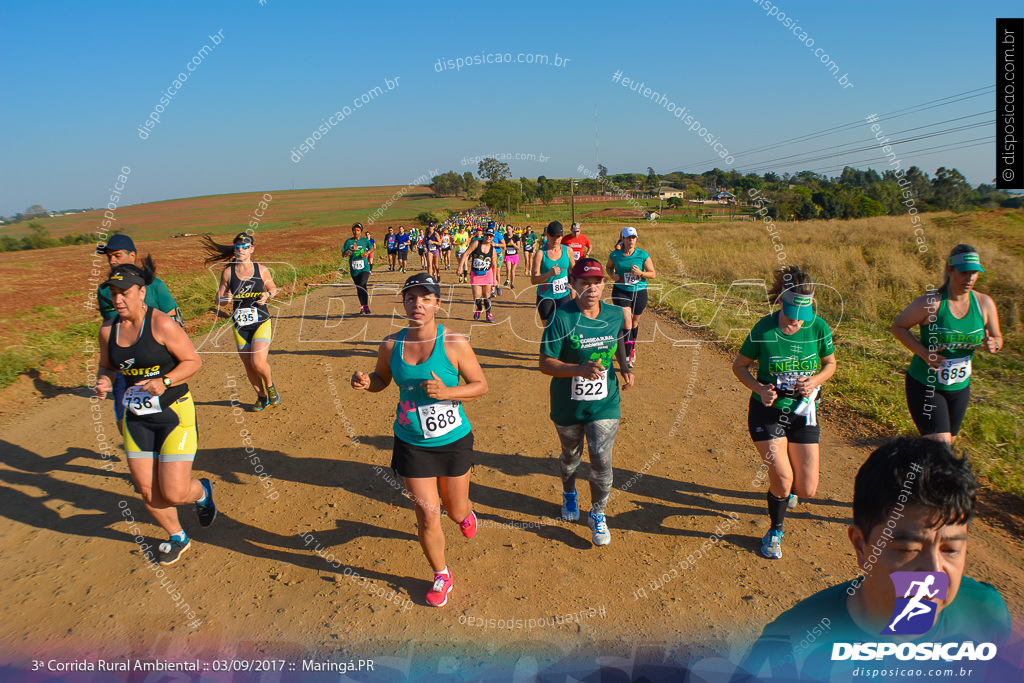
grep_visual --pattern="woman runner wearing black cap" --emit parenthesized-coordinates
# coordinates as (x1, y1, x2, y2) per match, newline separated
(531, 221, 575, 325)
(352, 273, 488, 607)
(93, 261, 215, 566)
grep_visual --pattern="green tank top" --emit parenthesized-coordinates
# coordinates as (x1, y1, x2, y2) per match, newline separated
(390, 325, 471, 446)
(538, 245, 570, 299)
(907, 291, 985, 391)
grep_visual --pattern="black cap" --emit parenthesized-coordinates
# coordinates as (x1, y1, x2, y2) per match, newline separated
(401, 273, 441, 298)
(101, 265, 147, 290)
(352, 222, 363, 230)
(97, 233, 136, 255)
(546, 221, 563, 236)
(234, 232, 253, 245)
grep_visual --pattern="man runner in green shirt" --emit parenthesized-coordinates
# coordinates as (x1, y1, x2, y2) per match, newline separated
(737, 437, 1014, 682)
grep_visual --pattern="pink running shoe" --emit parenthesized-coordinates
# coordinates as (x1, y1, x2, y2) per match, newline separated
(486, 312, 494, 323)
(426, 571, 453, 607)
(459, 511, 477, 539)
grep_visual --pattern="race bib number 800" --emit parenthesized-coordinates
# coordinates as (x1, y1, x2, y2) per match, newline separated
(417, 401, 463, 439)
(551, 277, 569, 295)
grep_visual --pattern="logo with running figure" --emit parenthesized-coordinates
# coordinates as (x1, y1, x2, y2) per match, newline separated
(883, 571, 949, 635)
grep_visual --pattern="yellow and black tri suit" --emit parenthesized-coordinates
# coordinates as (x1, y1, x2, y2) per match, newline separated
(229, 262, 272, 349)
(109, 306, 198, 462)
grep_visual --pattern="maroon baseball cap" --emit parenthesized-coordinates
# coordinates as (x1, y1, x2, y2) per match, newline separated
(572, 257, 604, 279)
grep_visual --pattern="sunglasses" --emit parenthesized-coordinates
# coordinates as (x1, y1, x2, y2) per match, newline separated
(234, 244, 253, 250)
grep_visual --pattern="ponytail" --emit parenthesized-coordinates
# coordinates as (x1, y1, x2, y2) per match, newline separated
(200, 235, 237, 265)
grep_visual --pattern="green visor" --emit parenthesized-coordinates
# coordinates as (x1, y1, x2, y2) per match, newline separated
(781, 289, 815, 322)
(948, 252, 984, 273)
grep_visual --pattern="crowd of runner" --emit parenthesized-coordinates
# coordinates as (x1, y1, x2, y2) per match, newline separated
(88, 210, 1007, 656)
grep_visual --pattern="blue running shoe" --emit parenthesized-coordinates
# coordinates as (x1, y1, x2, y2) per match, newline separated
(588, 511, 611, 546)
(195, 478, 217, 527)
(760, 529, 784, 559)
(561, 491, 579, 521)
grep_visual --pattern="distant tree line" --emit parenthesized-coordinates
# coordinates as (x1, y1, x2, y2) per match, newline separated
(445, 158, 1022, 220)
(0, 222, 110, 253)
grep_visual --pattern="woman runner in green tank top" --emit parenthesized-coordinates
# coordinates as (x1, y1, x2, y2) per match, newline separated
(892, 244, 1003, 443)
(351, 273, 488, 608)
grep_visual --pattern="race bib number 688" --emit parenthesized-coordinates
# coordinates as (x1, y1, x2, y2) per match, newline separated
(417, 401, 463, 439)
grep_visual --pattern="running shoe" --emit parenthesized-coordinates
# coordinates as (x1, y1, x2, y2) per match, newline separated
(253, 395, 269, 412)
(458, 511, 477, 539)
(473, 311, 480, 320)
(486, 312, 494, 323)
(788, 494, 799, 510)
(760, 529, 784, 559)
(158, 537, 191, 566)
(363, 304, 372, 315)
(268, 384, 281, 407)
(494, 287, 501, 297)
(509, 282, 515, 290)
(426, 571, 453, 607)
(195, 478, 217, 527)
(504, 279, 510, 286)
(401, 268, 406, 274)
(561, 491, 579, 521)
(445, 265, 451, 270)
(588, 511, 611, 547)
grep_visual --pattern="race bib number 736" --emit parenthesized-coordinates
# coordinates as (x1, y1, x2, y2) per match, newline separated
(123, 385, 162, 416)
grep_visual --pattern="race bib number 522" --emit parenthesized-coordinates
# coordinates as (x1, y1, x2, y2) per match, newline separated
(572, 370, 608, 401)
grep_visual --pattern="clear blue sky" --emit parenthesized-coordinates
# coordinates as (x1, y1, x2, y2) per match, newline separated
(0, 0, 1017, 215)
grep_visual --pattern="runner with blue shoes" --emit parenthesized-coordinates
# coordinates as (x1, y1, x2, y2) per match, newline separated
(540, 258, 634, 547)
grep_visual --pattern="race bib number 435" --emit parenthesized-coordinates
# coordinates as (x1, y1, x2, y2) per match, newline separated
(123, 385, 162, 416)
(233, 307, 259, 326)
(417, 401, 463, 439)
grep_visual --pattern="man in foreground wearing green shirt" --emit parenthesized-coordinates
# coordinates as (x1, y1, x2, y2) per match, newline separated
(737, 437, 1014, 681)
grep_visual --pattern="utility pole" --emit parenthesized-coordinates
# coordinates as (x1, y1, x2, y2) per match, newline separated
(570, 177, 575, 225)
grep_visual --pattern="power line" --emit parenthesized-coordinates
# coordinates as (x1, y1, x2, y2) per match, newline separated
(660, 85, 995, 174)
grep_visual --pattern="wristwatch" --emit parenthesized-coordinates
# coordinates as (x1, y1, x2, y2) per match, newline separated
(162, 376, 173, 388)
